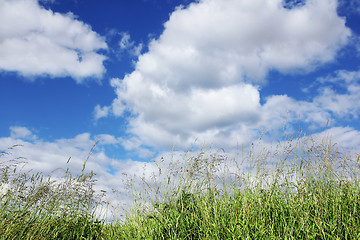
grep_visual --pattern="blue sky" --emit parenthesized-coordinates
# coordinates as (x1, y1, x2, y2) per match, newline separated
(1, 0, 360, 209)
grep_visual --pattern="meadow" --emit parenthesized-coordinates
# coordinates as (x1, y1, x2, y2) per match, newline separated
(0, 131, 359, 239)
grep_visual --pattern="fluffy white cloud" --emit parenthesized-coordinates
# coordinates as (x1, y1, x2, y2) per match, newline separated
(112, 78, 261, 149)
(103, 0, 350, 151)
(0, 0, 107, 81)
(156, 0, 349, 82)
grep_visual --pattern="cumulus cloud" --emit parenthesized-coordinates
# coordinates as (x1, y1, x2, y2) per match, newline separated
(102, 0, 350, 151)
(0, 0, 107, 82)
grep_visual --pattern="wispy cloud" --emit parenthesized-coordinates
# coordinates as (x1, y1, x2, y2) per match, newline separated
(314, 69, 360, 118)
(338, 0, 360, 15)
(118, 32, 143, 57)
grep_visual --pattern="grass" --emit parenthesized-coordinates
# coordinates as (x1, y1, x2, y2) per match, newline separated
(1, 132, 360, 239)
(0, 144, 105, 239)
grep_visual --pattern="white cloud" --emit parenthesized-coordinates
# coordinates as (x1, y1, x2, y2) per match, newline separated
(2, 130, 101, 175)
(317, 69, 360, 85)
(261, 68, 360, 137)
(94, 105, 110, 120)
(314, 69, 360, 118)
(104, 0, 350, 152)
(95, 134, 120, 145)
(311, 126, 360, 152)
(10, 126, 37, 140)
(261, 95, 332, 134)
(121, 83, 261, 149)
(0, 0, 107, 82)
(314, 87, 360, 118)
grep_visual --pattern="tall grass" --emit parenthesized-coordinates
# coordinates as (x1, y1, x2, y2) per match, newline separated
(1, 131, 360, 239)
(105, 133, 360, 239)
(0, 144, 105, 239)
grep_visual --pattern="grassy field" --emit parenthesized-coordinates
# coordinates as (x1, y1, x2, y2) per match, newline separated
(1, 133, 360, 239)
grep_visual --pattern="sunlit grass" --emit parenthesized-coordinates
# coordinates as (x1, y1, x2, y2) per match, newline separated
(1, 131, 360, 239)
(0, 144, 105, 239)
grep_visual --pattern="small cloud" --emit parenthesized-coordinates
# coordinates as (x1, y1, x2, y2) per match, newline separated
(94, 105, 110, 120)
(119, 33, 132, 50)
(95, 134, 120, 145)
(118, 32, 143, 57)
(9, 126, 37, 141)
